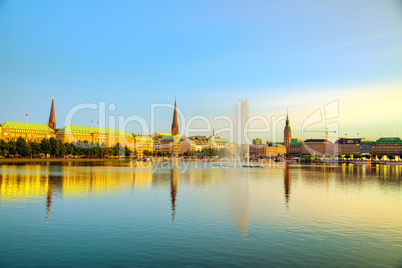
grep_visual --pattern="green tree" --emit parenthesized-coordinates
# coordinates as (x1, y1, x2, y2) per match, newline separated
(41, 138, 51, 157)
(0, 139, 8, 157)
(125, 146, 131, 157)
(8, 140, 17, 157)
(388, 155, 395, 160)
(377, 155, 383, 160)
(16, 137, 30, 157)
(57, 140, 66, 157)
(29, 141, 42, 157)
(48, 137, 59, 157)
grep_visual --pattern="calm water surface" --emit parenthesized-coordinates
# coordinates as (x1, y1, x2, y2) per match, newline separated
(0, 161, 401, 267)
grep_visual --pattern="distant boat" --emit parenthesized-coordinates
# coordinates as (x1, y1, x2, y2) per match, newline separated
(242, 165, 261, 168)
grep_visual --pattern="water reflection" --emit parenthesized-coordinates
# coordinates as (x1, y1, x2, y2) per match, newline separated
(170, 168, 179, 222)
(284, 164, 291, 208)
(0, 162, 401, 230)
(46, 177, 54, 219)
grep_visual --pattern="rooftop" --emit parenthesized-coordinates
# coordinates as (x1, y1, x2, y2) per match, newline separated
(57, 125, 128, 136)
(1, 121, 55, 132)
(375, 137, 402, 144)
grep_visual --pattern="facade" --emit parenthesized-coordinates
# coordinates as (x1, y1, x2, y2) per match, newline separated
(289, 138, 303, 156)
(209, 136, 229, 149)
(265, 144, 286, 157)
(56, 125, 135, 151)
(249, 145, 266, 156)
(0, 121, 56, 142)
(301, 139, 334, 156)
(283, 110, 291, 154)
(371, 137, 402, 156)
(133, 134, 153, 156)
(252, 138, 262, 145)
(335, 138, 362, 155)
(360, 140, 374, 155)
(160, 135, 181, 155)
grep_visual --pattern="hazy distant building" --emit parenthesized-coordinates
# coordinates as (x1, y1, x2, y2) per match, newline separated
(360, 140, 374, 155)
(252, 138, 262, 145)
(301, 139, 334, 156)
(249, 145, 266, 156)
(335, 138, 362, 155)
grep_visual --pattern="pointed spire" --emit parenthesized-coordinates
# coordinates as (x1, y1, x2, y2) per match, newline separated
(48, 96, 56, 130)
(171, 98, 179, 135)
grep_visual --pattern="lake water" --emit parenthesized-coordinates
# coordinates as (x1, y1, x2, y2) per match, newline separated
(0, 161, 401, 267)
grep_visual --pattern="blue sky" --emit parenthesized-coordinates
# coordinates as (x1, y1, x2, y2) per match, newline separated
(0, 0, 401, 141)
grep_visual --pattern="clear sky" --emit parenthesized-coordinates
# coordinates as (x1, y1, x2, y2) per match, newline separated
(0, 0, 401, 142)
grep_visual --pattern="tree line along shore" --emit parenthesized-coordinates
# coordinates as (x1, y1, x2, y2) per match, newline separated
(0, 137, 232, 159)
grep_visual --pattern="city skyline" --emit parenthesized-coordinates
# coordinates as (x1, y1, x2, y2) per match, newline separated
(1, 1, 401, 140)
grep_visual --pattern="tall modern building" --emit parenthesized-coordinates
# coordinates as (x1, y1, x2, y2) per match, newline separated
(171, 98, 179, 135)
(284, 109, 291, 154)
(48, 96, 56, 130)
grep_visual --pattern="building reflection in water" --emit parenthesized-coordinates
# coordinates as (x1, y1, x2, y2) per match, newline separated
(46, 177, 54, 219)
(170, 168, 179, 222)
(284, 164, 291, 208)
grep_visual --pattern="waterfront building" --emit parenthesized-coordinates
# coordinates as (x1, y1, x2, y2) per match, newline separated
(289, 138, 303, 156)
(335, 138, 362, 155)
(301, 139, 334, 156)
(252, 138, 262, 145)
(160, 135, 181, 155)
(283, 109, 291, 154)
(56, 125, 135, 151)
(133, 134, 153, 156)
(0, 97, 57, 142)
(180, 137, 196, 153)
(0, 121, 56, 142)
(360, 140, 374, 155)
(371, 137, 402, 156)
(265, 143, 286, 157)
(209, 136, 229, 149)
(249, 144, 266, 156)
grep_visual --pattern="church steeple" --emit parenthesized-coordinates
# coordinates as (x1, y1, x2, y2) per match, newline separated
(171, 98, 179, 135)
(284, 109, 291, 155)
(48, 96, 56, 130)
(285, 108, 290, 131)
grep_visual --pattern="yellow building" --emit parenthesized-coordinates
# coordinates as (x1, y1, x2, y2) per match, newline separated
(56, 125, 135, 151)
(133, 134, 153, 156)
(160, 135, 181, 155)
(0, 121, 56, 142)
(265, 144, 286, 156)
